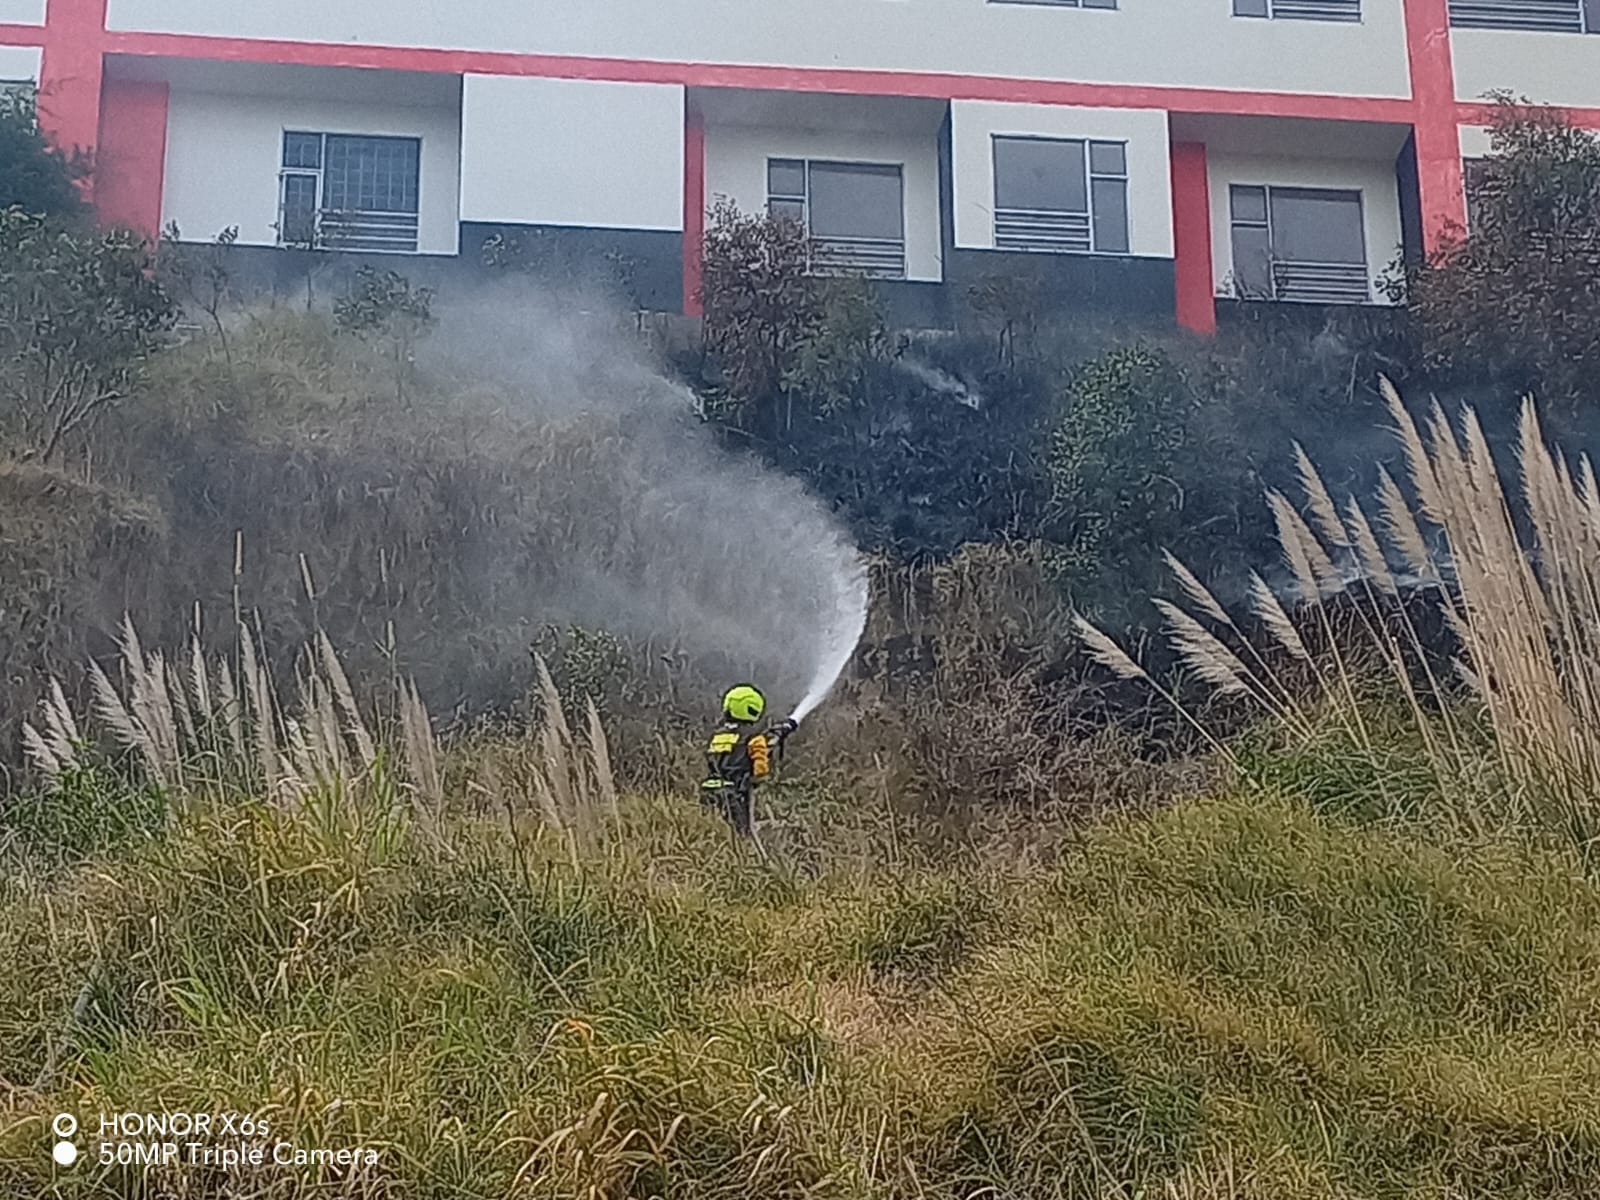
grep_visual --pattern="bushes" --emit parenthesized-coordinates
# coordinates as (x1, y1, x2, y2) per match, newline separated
(0, 208, 176, 463)
(699, 199, 888, 436)
(1398, 97, 1600, 406)
(333, 263, 437, 402)
(698, 199, 826, 433)
(0, 89, 85, 218)
(1042, 344, 1196, 597)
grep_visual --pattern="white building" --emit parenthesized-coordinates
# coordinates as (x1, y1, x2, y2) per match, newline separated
(5, 0, 1599, 330)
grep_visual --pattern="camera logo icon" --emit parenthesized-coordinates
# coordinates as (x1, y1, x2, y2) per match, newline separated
(51, 1114, 78, 1167)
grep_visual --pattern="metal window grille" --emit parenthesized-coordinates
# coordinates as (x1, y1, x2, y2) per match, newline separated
(1448, 0, 1592, 31)
(764, 158, 907, 279)
(278, 131, 422, 253)
(1235, 0, 1362, 19)
(1228, 184, 1370, 304)
(991, 136, 1129, 254)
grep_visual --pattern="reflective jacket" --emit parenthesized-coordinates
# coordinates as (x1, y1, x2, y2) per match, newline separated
(701, 720, 772, 794)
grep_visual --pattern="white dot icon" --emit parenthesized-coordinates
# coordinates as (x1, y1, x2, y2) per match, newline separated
(51, 1115, 78, 1167)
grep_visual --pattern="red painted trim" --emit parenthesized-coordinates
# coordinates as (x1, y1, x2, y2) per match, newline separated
(0, 23, 48, 45)
(36, 0, 108, 165)
(99, 29, 1419, 122)
(1457, 101, 1600, 130)
(1170, 142, 1215, 337)
(35, 0, 1600, 308)
(94, 77, 167, 235)
(1402, 0, 1466, 251)
(683, 103, 705, 317)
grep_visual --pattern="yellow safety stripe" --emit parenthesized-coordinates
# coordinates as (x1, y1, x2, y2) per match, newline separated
(708, 732, 740, 753)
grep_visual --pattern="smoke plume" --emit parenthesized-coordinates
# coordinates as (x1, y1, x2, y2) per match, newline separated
(419, 279, 867, 720)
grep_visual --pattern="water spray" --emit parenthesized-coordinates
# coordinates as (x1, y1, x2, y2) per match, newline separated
(785, 552, 869, 727)
(417, 285, 872, 732)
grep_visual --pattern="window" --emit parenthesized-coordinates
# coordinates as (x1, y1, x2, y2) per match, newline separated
(1229, 185, 1369, 303)
(991, 136, 1129, 254)
(766, 158, 906, 278)
(1234, 0, 1361, 20)
(278, 131, 421, 253)
(1448, 0, 1598, 31)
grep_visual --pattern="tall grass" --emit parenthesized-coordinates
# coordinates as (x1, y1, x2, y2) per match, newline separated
(18, 614, 437, 817)
(1081, 382, 1600, 857)
(12, 614, 621, 869)
(3, 764, 1597, 1197)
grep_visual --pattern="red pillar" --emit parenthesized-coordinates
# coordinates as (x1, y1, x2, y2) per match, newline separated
(1403, 0, 1466, 254)
(94, 77, 169, 236)
(36, 0, 108, 191)
(682, 101, 706, 317)
(1170, 141, 1216, 336)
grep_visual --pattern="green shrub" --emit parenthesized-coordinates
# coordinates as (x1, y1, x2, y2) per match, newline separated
(1397, 96, 1600, 406)
(0, 209, 176, 463)
(0, 89, 86, 219)
(1042, 344, 1197, 602)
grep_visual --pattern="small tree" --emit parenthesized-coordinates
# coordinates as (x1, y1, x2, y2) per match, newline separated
(0, 209, 177, 463)
(965, 266, 1045, 371)
(334, 265, 436, 402)
(1398, 97, 1600, 404)
(158, 223, 239, 362)
(780, 275, 886, 425)
(699, 200, 825, 433)
(0, 89, 87, 220)
(1042, 345, 1196, 595)
(700, 200, 887, 435)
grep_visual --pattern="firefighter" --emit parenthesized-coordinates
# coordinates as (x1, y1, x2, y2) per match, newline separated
(700, 684, 797, 836)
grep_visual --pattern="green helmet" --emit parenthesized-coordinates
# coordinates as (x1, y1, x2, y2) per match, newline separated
(722, 684, 766, 723)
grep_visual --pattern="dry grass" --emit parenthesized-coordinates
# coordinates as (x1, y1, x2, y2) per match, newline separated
(2, 757, 1597, 1198)
(19, 614, 443, 817)
(1080, 380, 1600, 853)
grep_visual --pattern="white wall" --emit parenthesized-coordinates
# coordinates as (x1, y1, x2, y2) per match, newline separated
(460, 75, 682, 229)
(105, 0, 1412, 100)
(0, 0, 45, 25)
(1458, 125, 1492, 159)
(1453, 30, 1600, 109)
(950, 100, 1171, 257)
(0, 44, 40, 83)
(705, 122, 942, 282)
(163, 88, 462, 254)
(1207, 152, 1404, 304)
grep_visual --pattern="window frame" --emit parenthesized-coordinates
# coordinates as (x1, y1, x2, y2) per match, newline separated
(1447, 0, 1597, 33)
(990, 134, 1131, 256)
(1227, 183, 1371, 304)
(764, 156, 908, 279)
(1234, 0, 1363, 20)
(277, 129, 423, 254)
